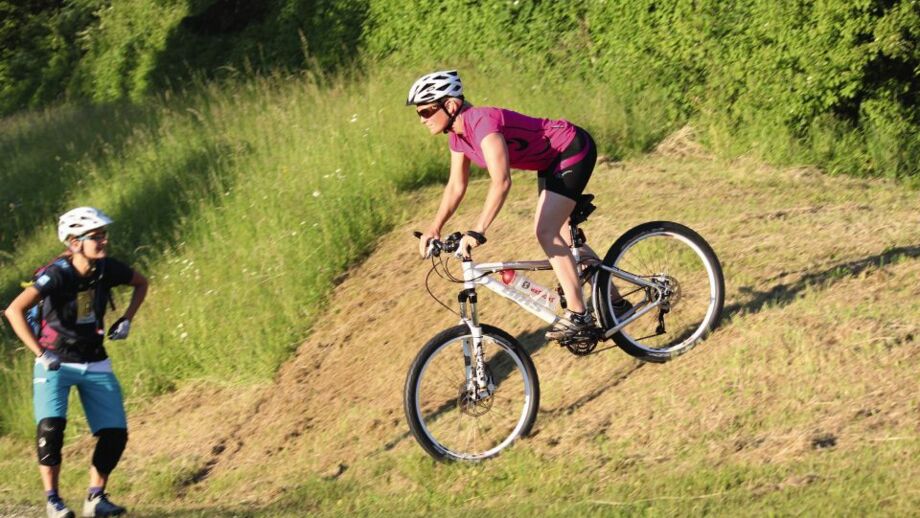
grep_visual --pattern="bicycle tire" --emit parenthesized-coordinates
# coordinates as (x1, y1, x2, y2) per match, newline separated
(404, 324, 540, 462)
(595, 221, 724, 362)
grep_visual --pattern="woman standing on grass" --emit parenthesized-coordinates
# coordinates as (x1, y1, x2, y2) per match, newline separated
(3, 207, 148, 518)
(410, 70, 618, 339)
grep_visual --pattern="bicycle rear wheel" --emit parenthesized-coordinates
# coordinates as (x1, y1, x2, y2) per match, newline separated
(404, 324, 539, 462)
(595, 221, 724, 362)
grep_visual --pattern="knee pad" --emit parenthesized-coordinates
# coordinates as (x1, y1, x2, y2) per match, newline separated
(36, 417, 67, 466)
(92, 428, 128, 475)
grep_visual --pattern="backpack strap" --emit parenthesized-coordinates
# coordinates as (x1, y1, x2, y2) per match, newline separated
(51, 257, 74, 281)
(24, 257, 73, 340)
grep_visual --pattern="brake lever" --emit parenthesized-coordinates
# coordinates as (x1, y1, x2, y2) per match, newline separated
(413, 230, 442, 258)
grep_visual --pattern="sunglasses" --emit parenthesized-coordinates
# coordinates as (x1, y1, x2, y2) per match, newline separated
(416, 103, 442, 119)
(79, 231, 108, 242)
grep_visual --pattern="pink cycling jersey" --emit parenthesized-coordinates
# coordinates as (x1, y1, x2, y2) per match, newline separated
(448, 107, 576, 171)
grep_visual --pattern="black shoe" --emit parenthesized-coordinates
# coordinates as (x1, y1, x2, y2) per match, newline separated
(546, 310, 597, 340)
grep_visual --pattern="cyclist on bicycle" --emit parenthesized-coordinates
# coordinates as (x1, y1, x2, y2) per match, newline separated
(409, 70, 600, 340)
(3, 207, 148, 518)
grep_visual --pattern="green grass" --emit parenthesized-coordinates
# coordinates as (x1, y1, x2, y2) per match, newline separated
(1, 368, 917, 516)
(243, 403, 917, 516)
(1, 112, 917, 516)
(0, 64, 672, 438)
(2, 443, 906, 517)
(3, 57, 916, 518)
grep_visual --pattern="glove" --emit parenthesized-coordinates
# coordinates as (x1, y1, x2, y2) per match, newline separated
(107, 317, 131, 340)
(458, 234, 482, 259)
(38, 350, 61, 371)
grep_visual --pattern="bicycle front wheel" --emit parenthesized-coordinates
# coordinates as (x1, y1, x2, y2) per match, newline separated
(596, 221, 724, 362)
(404, 324, 539, 462)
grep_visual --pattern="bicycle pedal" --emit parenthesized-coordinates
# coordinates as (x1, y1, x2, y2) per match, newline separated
(558, 335, 599, 356)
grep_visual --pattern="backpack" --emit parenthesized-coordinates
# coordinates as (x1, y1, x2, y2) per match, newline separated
(21, 257, 74, 338)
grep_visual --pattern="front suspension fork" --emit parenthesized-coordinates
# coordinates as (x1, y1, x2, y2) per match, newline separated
(458, 288, 492, 399)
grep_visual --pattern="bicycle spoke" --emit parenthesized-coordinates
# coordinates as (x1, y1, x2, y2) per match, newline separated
(411, 331, 535, 460)
(599, 225, 723, 357)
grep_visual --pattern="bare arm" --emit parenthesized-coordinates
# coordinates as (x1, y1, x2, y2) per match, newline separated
(120, 271, 148, 321)
(428, 150, 471, 235)
(3, 287, 43, 357)
(473, 132, 513, 234)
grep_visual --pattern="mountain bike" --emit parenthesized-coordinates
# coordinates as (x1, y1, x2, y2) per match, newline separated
(405, 194, 725, 461)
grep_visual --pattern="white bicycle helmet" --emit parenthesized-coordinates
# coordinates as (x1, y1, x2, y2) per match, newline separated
(406, 70, 463, 106)
(58, 207, 113, 243)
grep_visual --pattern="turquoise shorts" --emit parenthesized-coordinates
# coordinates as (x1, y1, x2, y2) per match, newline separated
(33, 361, 127, 433)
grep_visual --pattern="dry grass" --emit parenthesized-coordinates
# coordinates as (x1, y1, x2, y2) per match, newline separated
(3, 129, 917, 514)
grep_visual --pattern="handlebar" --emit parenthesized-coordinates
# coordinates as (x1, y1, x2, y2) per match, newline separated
(413, 231, 463, 257)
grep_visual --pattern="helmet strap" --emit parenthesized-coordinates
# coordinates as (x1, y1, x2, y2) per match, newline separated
(440, 99, 462, 134)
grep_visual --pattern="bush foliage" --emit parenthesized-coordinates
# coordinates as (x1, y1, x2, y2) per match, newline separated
(365, 0, 919, 179)
(1, 0, 917, 176)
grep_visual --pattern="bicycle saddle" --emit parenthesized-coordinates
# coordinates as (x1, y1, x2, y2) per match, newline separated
(570, 194, 596, 226)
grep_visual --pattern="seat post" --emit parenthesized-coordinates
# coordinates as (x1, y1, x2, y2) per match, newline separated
(569, 221, 582, 262)
(569, 193, 595, 264)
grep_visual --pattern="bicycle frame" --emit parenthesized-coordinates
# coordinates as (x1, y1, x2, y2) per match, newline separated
(453, 253, 666, 396)
(460, 259, 664, 330)
(409, 217, 725, 462)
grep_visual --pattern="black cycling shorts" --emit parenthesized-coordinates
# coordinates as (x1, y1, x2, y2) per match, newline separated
(537, 126, 596, 201)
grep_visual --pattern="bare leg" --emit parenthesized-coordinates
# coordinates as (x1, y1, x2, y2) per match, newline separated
(89, 465, 108, 489)
(40, 464, 60, 492)
(534, 191, 585, 313)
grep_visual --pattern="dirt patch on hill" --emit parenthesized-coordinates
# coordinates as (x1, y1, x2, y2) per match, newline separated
(109, 133, 920, 506)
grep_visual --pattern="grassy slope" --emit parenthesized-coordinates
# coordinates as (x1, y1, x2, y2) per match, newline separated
(0, 67, 666, 438)
(2, 131, 916, 515)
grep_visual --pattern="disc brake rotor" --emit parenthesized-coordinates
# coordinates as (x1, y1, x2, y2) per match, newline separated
(654, 274, 681, 309)
(456, 366, 494, 417)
